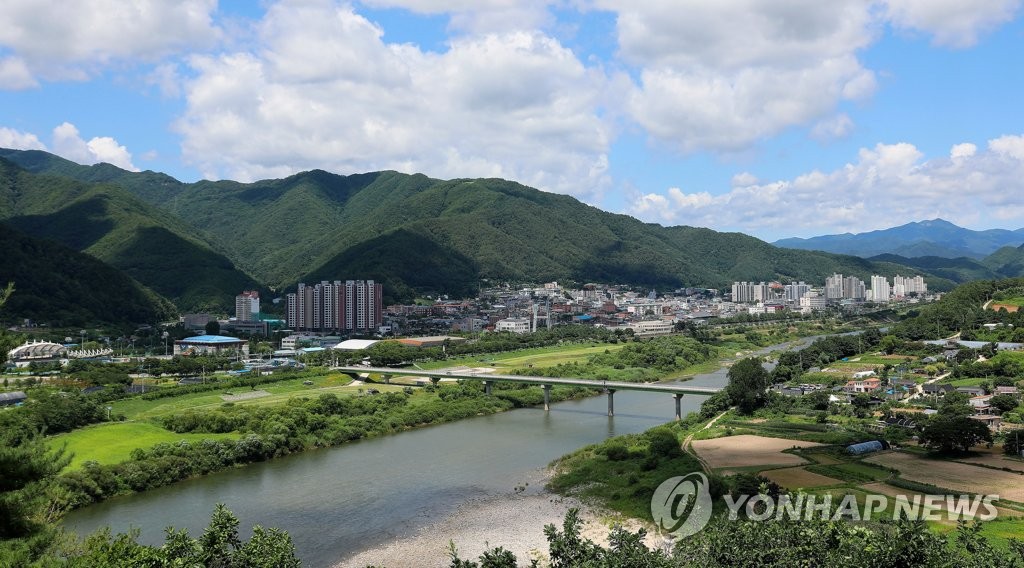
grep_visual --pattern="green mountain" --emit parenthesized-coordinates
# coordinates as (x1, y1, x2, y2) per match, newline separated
(867, 254, 1003, 283)
(0, 222, 175, 326)
(775, 219, 1024, 259)
(982, 244, 1024, 278)
(0, 157, 260, 312)
(0, 149, 956, 301)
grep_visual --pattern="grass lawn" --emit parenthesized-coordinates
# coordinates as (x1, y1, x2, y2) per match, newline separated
(48, 422, 240, 470)
(111, 373, 374, 420)
(415, 343, 627, 371)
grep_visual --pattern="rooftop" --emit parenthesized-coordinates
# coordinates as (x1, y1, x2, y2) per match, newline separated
(177, 335, 247, 344)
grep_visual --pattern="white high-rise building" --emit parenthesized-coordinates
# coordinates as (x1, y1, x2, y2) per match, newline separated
(870, 275, 891, 303)
(893, 274, 928, 297)
(825, 274, 844, 300)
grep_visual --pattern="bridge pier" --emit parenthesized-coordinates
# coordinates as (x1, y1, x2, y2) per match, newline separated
(543, 384, 551, 411)
(606, 389, 616, 416)
(484, 381, 492, 396)
(673, 393, 683, 421)
(382, 374, 391, 384)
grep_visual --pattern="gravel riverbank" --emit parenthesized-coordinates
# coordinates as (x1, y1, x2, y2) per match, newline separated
(334, 470, 660, 567)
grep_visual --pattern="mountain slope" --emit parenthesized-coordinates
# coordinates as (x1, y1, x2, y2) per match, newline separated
(775, 219, 1024, 259)
(0, 149, 956, 300)
(0, 158, 260, 312)
(982, 244, 1024, 278)
(867, 253, 1002, 283)
(0, 222, 175, 325)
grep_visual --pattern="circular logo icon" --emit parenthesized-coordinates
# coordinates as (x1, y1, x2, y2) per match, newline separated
(651, 472, 713, 539)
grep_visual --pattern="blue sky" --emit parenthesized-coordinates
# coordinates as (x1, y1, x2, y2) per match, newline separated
(1, 0, 1023, 241)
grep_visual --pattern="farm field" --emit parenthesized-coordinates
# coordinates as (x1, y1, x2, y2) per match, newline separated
(865, 451, 1024, 503)
(760, 466, 843, 489)
(47, 422, 240, 470)
(690, 434, 822, 471)
(955, 453, 1024, 473)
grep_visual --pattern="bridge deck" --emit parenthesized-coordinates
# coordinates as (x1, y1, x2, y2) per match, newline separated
(334, 366, 720, 395)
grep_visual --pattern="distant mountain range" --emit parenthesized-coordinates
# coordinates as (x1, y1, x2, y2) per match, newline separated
(0, 148, 965, 321)
(775, 219, 1024, 259)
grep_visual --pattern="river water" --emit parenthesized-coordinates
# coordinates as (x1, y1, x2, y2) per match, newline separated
(62, 336, 821, 567)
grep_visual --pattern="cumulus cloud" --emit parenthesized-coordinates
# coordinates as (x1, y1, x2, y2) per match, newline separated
(175, 1, 610, 199)
(357, 0, 554, 33)
(0, 0, 219, 86)
(595, 0, 878, 152)
(627, 135, 1024, 239)
(51, 122, 139, 171)
(0, 126, 46, 150)
(883, 0, 1021, 47)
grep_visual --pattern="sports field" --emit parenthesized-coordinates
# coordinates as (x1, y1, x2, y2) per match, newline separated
(416, 343, 627, 371)
(110, 373, 402, 420)
(47, 422, 240, 470)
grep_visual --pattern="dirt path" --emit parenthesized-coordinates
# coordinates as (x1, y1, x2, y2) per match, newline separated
(684, 410, 730, 473)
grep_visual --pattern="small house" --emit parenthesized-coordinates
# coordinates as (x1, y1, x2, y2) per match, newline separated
(0, 391, 27, 406)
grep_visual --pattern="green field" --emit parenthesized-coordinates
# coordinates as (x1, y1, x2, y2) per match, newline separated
(991, 297, 1024, 308)
(111, 373, 406, 420)
(415, 343, 627, 371)
(47, 422, 240, 470)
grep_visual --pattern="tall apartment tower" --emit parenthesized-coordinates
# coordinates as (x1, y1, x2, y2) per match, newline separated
(825, 274, 844, 300)
(870, 275, 891, 303)
(286, 279, 382, 332)
(235, 290, 260, 322)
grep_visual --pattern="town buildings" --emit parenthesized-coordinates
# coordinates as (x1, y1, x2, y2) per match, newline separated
(286, 280, 383, 332)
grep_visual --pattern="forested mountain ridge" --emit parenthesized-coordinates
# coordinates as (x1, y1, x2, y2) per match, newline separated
(0, 157, 260, 312)
(0, 222, 176, 325)
(0, 149, 955, 302)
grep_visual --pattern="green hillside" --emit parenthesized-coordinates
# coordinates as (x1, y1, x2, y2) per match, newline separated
(867, 253, 1003, 283)
(0, 158, 260, 312)
(982, 244, 1024, 277)
(0, 223, 175, 326)
(0, 149, 955, 301)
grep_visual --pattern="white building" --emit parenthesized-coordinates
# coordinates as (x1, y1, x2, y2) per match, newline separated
(629, 319, 674, 337)
(800, 291, 827, 313)
(870, 275, 891, 303)
(495, 317, 532, 334)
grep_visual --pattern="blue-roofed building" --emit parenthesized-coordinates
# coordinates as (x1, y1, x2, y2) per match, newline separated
(174, 335, 249, 357)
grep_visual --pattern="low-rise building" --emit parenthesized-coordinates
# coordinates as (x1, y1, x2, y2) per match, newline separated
(174, 335, 249, 357)
(495, 318, 532, 334)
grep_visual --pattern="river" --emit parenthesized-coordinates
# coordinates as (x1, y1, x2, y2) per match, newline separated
(62, 335, 825, 566)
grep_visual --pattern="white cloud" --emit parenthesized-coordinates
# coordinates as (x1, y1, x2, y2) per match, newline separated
(357, 0, 554, 33)
(0, 126, 46, 150)
(0, 56, 37, 89)
(51, 122, 138, 171)
(627, 135, 1024, 239)
(811, 114, 855, 142)
(882, 0, 1021, 47)
(950, 142, 977, 159)
(0, 0, 219, 86)
(597, 1, 878, 152)
(176, 1, 610, 199)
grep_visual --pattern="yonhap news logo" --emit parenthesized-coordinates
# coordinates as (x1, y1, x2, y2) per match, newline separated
(650, 473, 713, 539)
(651, 472, 1000, 539)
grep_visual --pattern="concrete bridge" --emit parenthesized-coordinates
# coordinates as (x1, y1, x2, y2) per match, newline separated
(334, 366, 721, 420)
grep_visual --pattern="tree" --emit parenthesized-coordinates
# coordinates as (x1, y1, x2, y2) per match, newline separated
(919, 415, 993, 454)
(726, 357, 771, 414)
(205, 320, 221, 336)
(989, 393, 1019, 415)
